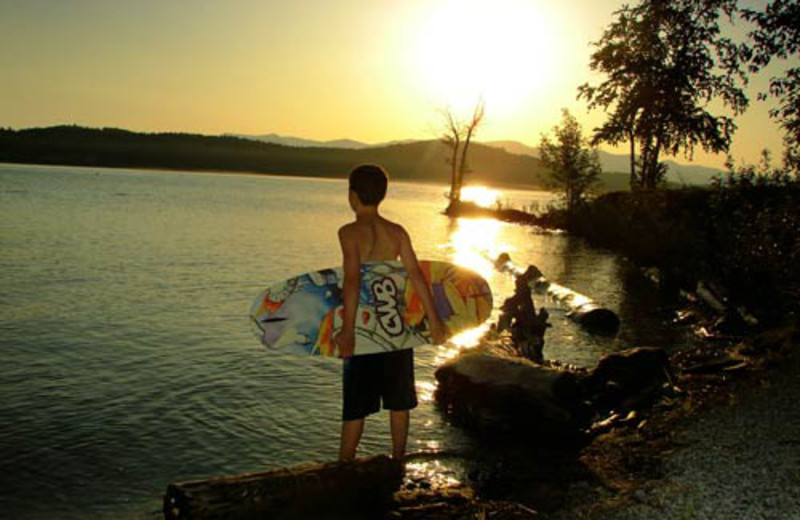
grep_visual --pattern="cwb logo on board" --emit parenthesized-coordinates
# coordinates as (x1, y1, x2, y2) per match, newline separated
(371, 277, 403, 337)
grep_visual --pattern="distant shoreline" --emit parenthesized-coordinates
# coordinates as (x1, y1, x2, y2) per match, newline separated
(0, 160, 353, 183)
(0, 159, 354, 183)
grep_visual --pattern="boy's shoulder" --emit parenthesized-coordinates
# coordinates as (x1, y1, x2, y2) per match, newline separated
(338, 218, 407, 236)
(338, 221, 358, 235)
(380, 217, 407, 235)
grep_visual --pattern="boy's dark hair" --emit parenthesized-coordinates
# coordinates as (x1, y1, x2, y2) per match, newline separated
(349, 164, 388, 206)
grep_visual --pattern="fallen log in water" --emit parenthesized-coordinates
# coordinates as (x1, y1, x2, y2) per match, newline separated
(493, 254, 620, 335)
(163, 455, 403, 520)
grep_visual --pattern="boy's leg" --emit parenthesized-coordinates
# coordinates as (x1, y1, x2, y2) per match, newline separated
(389, 409, 409, 460)
(340, 418, 365, 461)
(341, 354, 381, 460)
(382, 350, 417, 460)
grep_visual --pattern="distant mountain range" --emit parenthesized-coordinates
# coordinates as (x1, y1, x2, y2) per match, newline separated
(486, 140, 724, 186)
(232, 133, 724, 186)
(224, 133, 371, 149)
(224, 133, 417, 150)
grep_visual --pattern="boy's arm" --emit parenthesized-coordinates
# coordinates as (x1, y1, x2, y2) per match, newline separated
(334, 226, 360, 358)
(398, 226, 447, 344)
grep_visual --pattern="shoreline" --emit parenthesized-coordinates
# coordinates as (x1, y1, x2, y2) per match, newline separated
(443, 199, 566, 230)
(0, 160, 353, 183)
(439, 192, 800, 518)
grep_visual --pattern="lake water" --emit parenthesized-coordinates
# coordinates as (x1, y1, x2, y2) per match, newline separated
(0, 163, 691, 519)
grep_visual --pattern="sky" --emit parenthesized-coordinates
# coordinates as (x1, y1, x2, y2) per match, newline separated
(1, 0, 796, 169)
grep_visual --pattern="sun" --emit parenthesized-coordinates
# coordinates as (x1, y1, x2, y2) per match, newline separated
(413, 0, 556, 117)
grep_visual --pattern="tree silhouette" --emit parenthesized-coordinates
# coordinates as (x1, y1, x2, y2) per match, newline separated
(539, 109, 601, 216)
(441, 109, 462, 204)
(741, 0, 800, 174)
(579, 0, 748, 190)
(440, 99, 485, 206)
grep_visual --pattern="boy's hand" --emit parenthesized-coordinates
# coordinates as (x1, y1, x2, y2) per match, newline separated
(334, 329, 355, 358)
(429, 318, 448, 345)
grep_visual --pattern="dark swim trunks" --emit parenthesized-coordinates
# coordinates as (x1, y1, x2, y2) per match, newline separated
(342, 349, 418, 421)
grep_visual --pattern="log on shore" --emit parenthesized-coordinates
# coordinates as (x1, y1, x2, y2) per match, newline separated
(434, 351, 591, 440)
(163, 455, 403, 520)
(494, 254, 620, 334)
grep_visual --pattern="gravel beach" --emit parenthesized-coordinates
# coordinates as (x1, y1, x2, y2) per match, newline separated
(576, 351, 800, 520)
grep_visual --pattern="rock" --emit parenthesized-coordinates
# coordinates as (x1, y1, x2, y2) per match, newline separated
(584, 347, 671, 413)
(434, 352, 590, 439)
(569, 304, 620, 335)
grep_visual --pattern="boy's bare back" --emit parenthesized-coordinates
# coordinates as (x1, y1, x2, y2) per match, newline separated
(339, 216, 413, 264)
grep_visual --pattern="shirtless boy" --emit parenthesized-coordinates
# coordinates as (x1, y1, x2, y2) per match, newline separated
(333, 164, 446, 461)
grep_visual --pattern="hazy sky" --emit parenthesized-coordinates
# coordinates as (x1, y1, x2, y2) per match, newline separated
(1, 0, 795, 168)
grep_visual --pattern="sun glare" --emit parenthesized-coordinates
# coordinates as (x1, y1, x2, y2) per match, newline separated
(413, 0, 556, 116)
(460, 186, 499, 208)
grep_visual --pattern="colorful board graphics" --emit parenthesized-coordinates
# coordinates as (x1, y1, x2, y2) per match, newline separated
(250, 260, 493, 357)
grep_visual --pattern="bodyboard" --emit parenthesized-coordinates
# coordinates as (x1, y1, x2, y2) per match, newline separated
(250, 260, 492, 357)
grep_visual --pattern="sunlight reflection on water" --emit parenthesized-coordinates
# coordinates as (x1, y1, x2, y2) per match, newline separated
(439, 326, 489, 359)
(405, 460, 463, 488)
(447, 218, 512, 281)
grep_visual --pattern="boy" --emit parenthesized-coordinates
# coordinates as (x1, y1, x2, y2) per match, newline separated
(333, 164, 446, 461)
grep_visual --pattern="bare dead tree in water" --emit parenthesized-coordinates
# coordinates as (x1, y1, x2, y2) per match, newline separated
(456, 100, 485, 202)
(441, 110, 462, 205)
(440, 99, 485, 207)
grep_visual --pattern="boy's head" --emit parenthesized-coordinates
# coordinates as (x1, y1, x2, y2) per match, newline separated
(348, 164, 388, 207)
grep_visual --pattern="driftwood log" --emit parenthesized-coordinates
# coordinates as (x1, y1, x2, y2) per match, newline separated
(435, 351, 591, 440)
(163, 455, 403, 520)
(494, 253, 620, 335)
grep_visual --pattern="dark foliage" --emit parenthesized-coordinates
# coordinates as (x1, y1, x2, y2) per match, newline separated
(707, 157, 800, 316)
(569, 167, 800, 322)
(0, 125, 552, 188)
(570, 188, 713, 276)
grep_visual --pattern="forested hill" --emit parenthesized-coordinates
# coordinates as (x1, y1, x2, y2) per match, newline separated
(0, 126, 554, 189)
